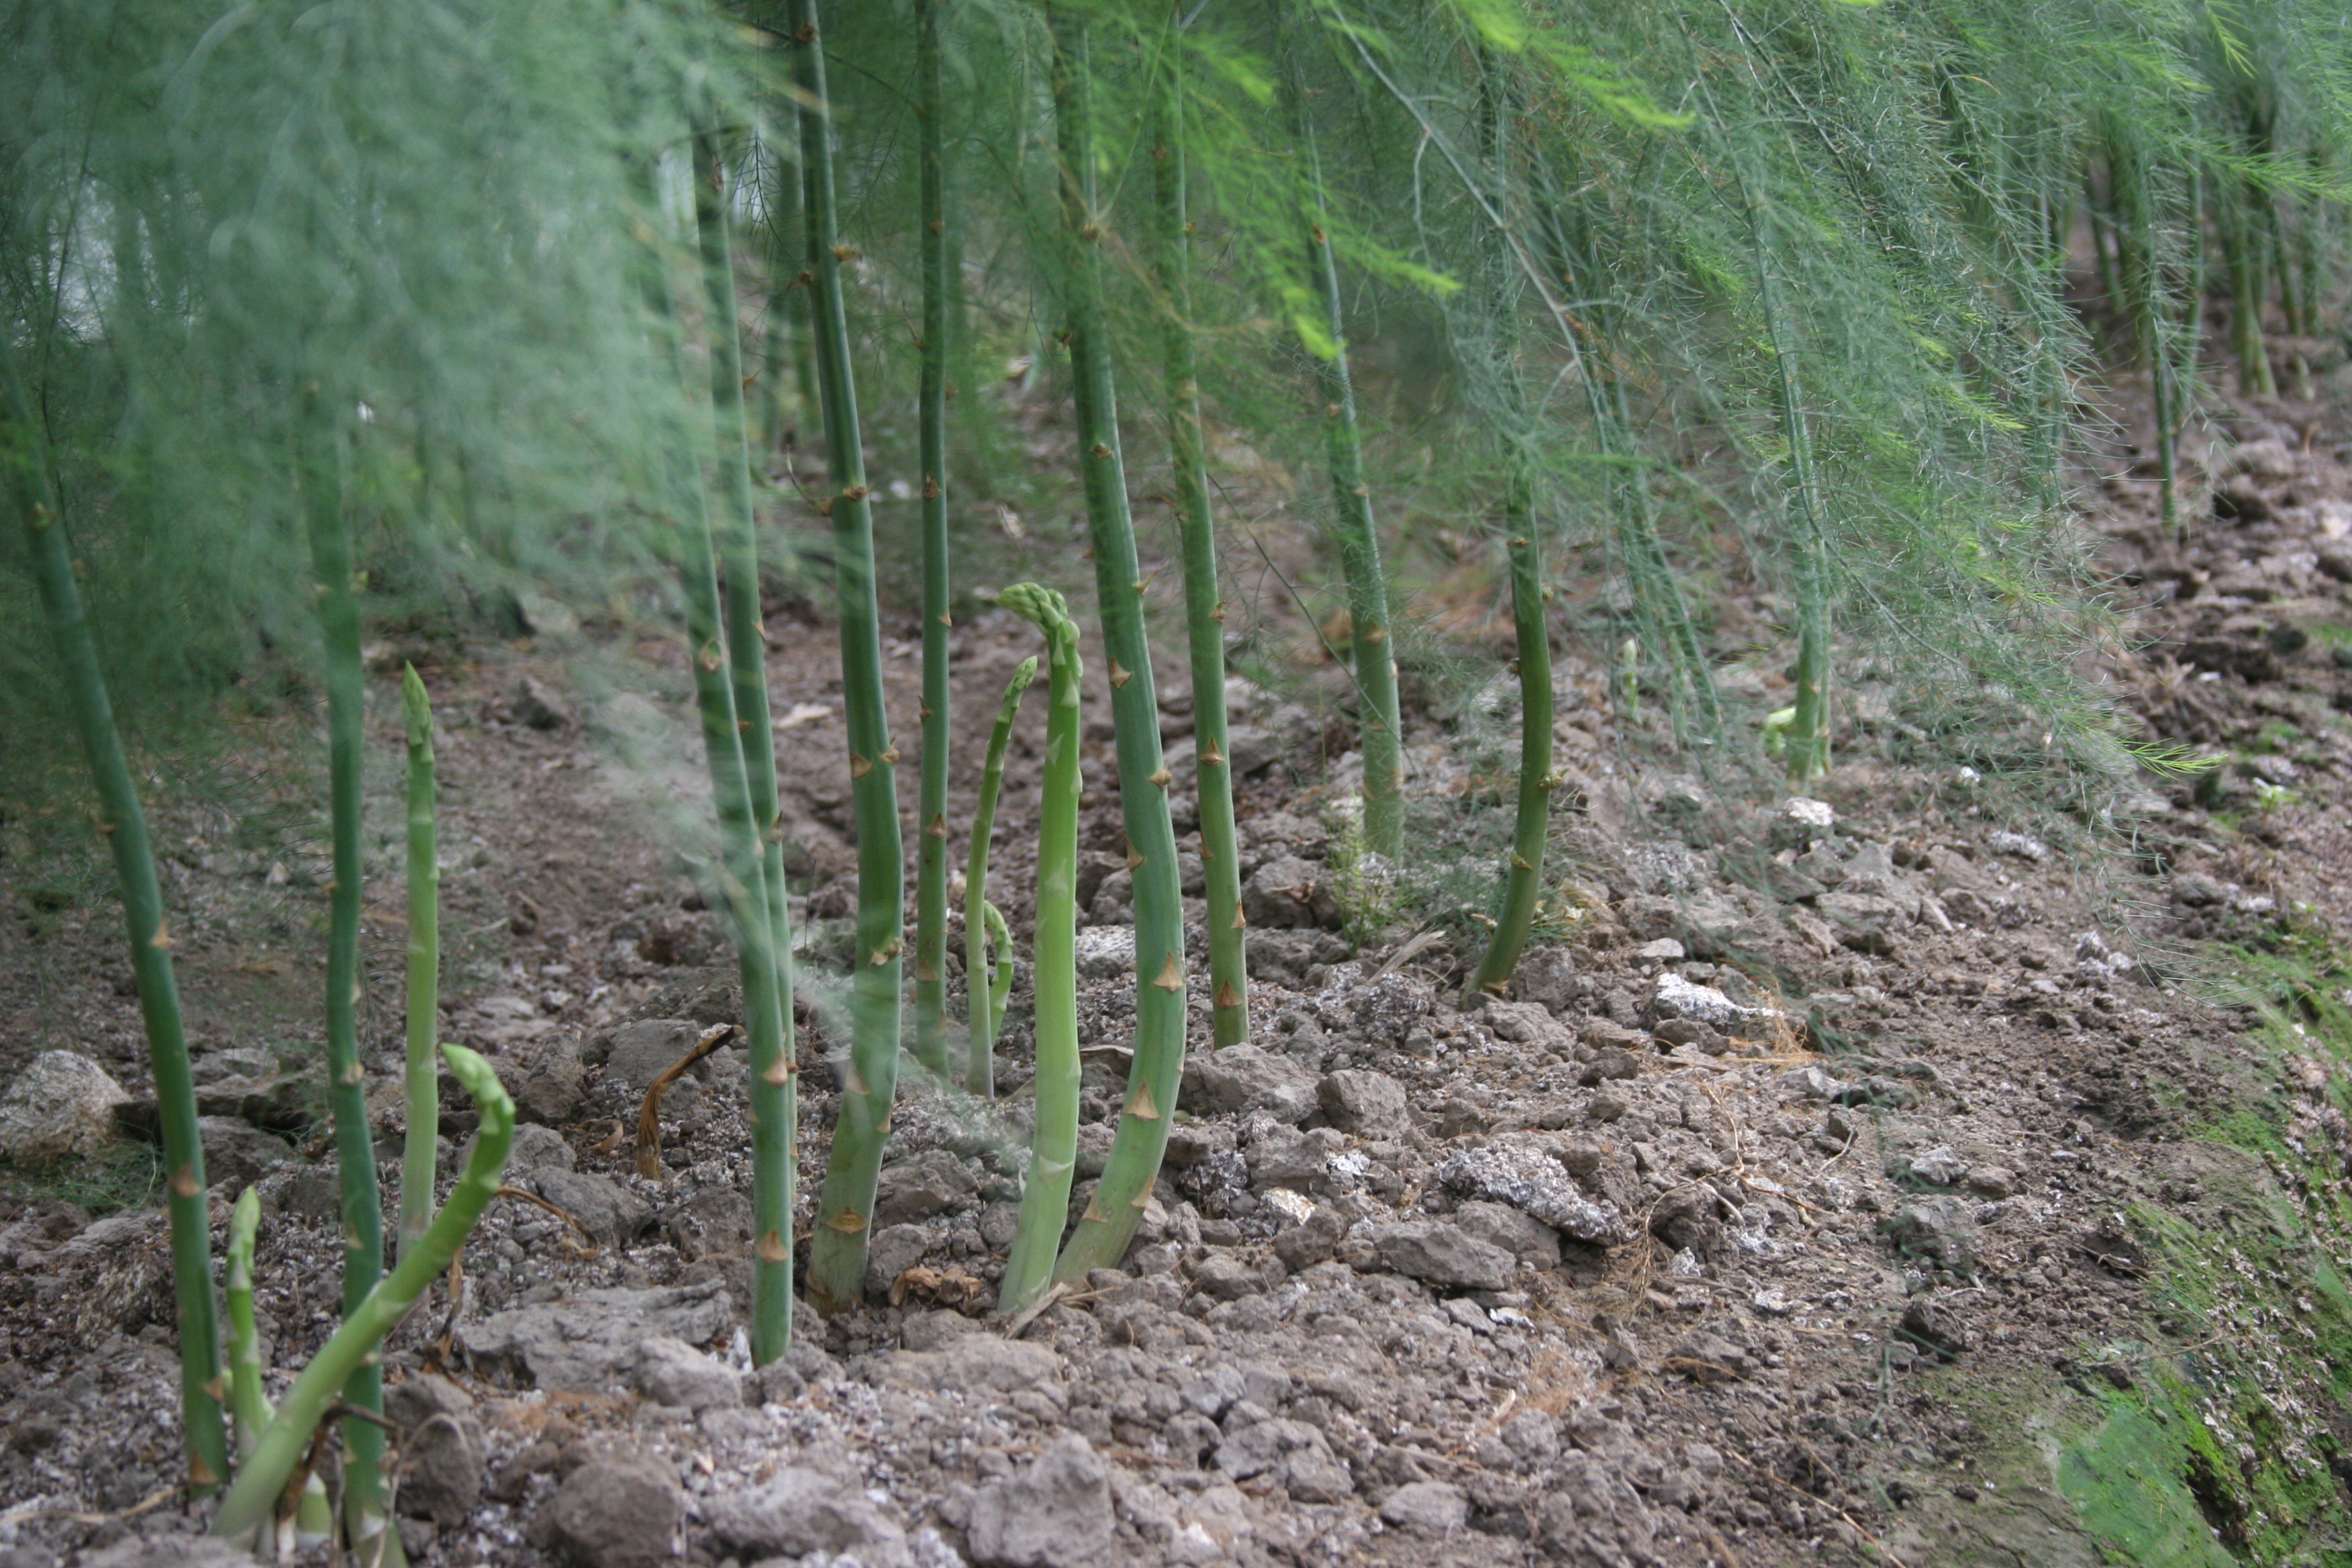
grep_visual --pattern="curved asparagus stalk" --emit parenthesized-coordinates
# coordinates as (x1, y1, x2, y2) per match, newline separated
(214, 1046, 514, 1547)
(995, 586, 1081, 1314)
(4, 350, 228, 1492)
(225, 1190, 332, 1551)
(789, 0, 905, 1312)
(1468, 508, 1553, 995)
(1152, 68, 1249, 1048)
(298, 397, 394, 1548)
(966, 656, 1038, 1096)
(694, 123, 803, 1353)
(1044, 11, 1189, 1283)
(912, 0, 955, 1080)
(397, 665, 439, 1259)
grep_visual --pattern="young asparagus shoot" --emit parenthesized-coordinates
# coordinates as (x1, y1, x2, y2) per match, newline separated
(224, 1190, 334, 1551)
(299, 397, 394, 1548)
(967, 655, 1038, 1096)
(213, 1046, 515, 1547)
(912, 0, 956, 1080)
(692, 117, 801, 1362)
(398, 665, 440, 1259)
(1044, 11, 1189, 1283)
(791, 0, 906, 1313)
(984, 902, 1015, 1038)
(4, 350, 227, 1491)
(995, 585, 1081, 1315)
(1152, 60, 1249, 1048)
(1468, 516, 1554, 995)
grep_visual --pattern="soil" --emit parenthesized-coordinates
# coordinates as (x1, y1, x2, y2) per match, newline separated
(7, 348, 2352, 1568)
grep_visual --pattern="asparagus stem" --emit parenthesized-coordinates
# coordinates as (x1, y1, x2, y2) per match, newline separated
(226, 1189, 268, 1459)
(3, 352, 228, 1493)
(984, 901, 1014, 1036)
(1044, 11, 1189, 1283)
(298, 397, 395, 1550)
(1151, 69, 1249, 1048)
(1468, 509, 1553, 995)
(397, 665, 439, 1259)
(689, 123, 799, 1363)
(966, 656, 1038, 1096)
(214, 1046, 513, 1547)
(1281, 46, 1404, 859)
(789, 0, 905, 1312)
(995, 587, 1082, 1313)
(1751, 221, 1831, 783)
(913, 0, 954, 1080)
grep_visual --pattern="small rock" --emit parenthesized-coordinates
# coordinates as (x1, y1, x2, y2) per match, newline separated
(1436, 1142, 1623, 1242)
(386, 1374, 484, 1525)
(1653, 1018, 1726, 1055)
(75, 1540, 253, 1568)
(464, 1281, 733, 1390)
(1814, 891, 1907, 954)
(634, 1336, 744, 1411)
(1189, 1248, 1276, 1301)
(1587, 1091, 1630, 1123)
(1351, 973, 1436, 1039)
(965, 1433, 1114, 1568)
(1634, 937, 1686, 961)
(600, 1020, 703, 1092)
(1481, 1001, 1577, 1055)
(1963, 1165, 2016, 1199)
(1182, 1045, 1319, 1124)
(2171, 872, 2227, 908)
(1881, 1196, 1980, 1271)
(2230, 436, 2298, 479)
(1074, 926, 1136, 979)
(540, 1461, 679, 1568)
(1318, 1069, 1409, 1138)
(705, 1468, 911, 1568)
(1512, 946, 1579, 1015)
(874, 1148, 980, 1227)
(1363, 1220, 1514, 1291)
(1241, 855, 1340, 930)
(197, 1116, 293, 1191)
(1777, 1065, 1850, 1101)
(1650, 973, 1767, 1032)
(1986, 830, 2050, 862)
(1898, 1297, 1971, 1360)
(1214, 1418, 1347, 1502)
(1379, 1480, 1467, 1535)
(1577, 1048, 1641, 1086)
(1271, 1204, 1349, 1271)
(500, 1122, 576, 1173)
(0, 1051, 128, 1162)
(509, 1038, 587, 1126)
(1453, 1200, 1561, 1268)
(1906, 1146, 1968, 1186)
(864, 1222, 934, 1300)
(1247, 1122, 1344, 1189)
(511, 675, 575, 731)
(1771, 797, 1837, 848)
(530, 1168, 652, 1246)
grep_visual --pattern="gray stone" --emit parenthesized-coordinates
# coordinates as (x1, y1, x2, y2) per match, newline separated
(1241, 855, 1340, 930)
(464, 1281, 733, 1389)
(1771, 797, 1836, 848)
(705, 1468, 910, 1568)
(1364, 1220, 1514, 1291)
(77, 1540, 254, 1568)
(873, 1148, 979, 1228)
(1074, 925, 1136, 980)
(1816, 891, 1907, 954)
(511, 674, 576, 731)
(1906, 1146, 1969, 1186)
(882, 1336, 1061, 1395)
(965, 1434, 1114, 1568)
(1379, 1480, 1467, 1534)
(1163, 1120, 1238, 1167)
(1189, 1249, 1275, 1301)
(1351, 973, 1435, 1040)
(1512, 946, 1579, 1015)
(386, 1374, 484, 1525)
(1453, 1199, 1561, 1268)
(509, 1037, 586, 1126)
(542, 1461, 678, 1568)
(1318, 1069, 1408, 1138)
(1271, 1204, 1349, 1272)
(1247, 1123, 1344, 1190)
(1182, 1046, 1318, 1124)
(1650, 973, 1768, 1032)
(1223, 724, 1284, 778)
(1245, 928, 1353, 984)
(1501, 1410, 1561, 1467)
(1881, 1196, 1980, 1271)
(1436, 1142, 1624, 1243)
(529, 1168, 652, 1246)
(1214, 1417, 1338, 1491)
(1483, 1000, 1575, 1055)
(601, 1020, 703, 1092)
(634, 1336, 744, 1411)
(0, 1051, 126, 1162)
(198, 1116, 291, 1191)
(660, 1185, 750, 1260)
(496, 1122, 575, 1173)
(863, 1222, 933, 1300)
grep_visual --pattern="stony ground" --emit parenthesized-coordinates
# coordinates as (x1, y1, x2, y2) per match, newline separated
(9, 351, 2352, 1568)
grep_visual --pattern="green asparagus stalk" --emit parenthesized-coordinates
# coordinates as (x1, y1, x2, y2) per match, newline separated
(298, 397, 395, 1552)
(1281, 49, 1405, 859)
(214, 1046, 513, 1547)
(225, 1190, 335, 1549)
(1044, 11, 1189, 1283)
(397, 665, 438, 1259)
(983, 902, 1014, 1038)
(3, 348, 228, 1493)
(789, 0, 905, 1312)
(689, 123, 799, 1362)
(1469, 507, 1553, 995)
(1748, 213, 1831, 783)
(995, 587, 1081, 1313)
(1151, 69, 1249, 1049)
(913, 0, 955, 1080)
(967, 656, 1037, 1096)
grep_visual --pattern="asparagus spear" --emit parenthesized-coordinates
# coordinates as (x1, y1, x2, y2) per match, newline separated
(966, 656, 1038, 1095)
(397, 665, 439, 1259)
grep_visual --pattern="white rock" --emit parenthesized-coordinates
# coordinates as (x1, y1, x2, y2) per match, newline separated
(1073, 925, 1135, 979)
(1651, 973, 1771, 1031)
(0, 1050, 128, 1163)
